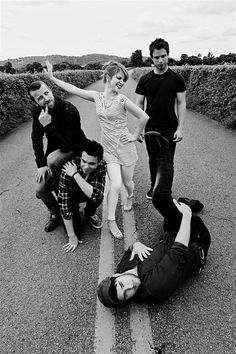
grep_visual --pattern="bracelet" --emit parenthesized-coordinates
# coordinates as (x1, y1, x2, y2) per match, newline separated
(72, 171, 78, 178)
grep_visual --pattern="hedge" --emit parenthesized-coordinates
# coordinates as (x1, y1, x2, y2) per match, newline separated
(0, 70, 102, 135)
(132, 65, 236, 129)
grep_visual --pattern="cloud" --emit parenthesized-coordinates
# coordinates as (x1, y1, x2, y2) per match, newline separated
(1, 25, 13, 32)
(222, 27, 236, 36)
(6, 0, 69, 6)
(181, 1, 236, 15)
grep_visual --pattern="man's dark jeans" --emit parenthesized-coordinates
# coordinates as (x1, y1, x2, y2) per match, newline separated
(145, 129, 176, 190)
(70, 188, 103, 235)
(149, 132, 211, 254)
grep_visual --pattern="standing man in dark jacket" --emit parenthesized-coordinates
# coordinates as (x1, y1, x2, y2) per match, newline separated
(29, 80, 87, 232)
(135, 38, 186, 200)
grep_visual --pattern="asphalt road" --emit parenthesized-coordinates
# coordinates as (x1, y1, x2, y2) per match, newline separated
(0, 76, 235, 354)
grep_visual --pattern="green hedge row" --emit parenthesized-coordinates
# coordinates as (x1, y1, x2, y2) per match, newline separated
(132, 65, 236, 129)
(0, 70, 102, 135)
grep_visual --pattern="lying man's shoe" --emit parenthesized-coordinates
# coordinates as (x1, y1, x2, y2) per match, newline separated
(87, 214, 103, 229)
(178, 197, 204, 213)
(44, 213, 61, 232)
(144, 131, 170, 149)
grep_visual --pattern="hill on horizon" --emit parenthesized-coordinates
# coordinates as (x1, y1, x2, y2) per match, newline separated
(0, 53, 129, 69)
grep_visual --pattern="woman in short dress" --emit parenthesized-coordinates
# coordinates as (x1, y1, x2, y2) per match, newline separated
(45, 60, 149, 239)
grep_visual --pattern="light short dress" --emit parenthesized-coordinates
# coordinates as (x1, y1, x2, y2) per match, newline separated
(94, 92, 138, 166)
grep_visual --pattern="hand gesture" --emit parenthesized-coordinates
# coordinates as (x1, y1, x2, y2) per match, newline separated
(173, 128, 183, 142)
(63, 235, 82, 253)
(130, 241, 153, 262)
(38, 105, 51, 127)
(173, 199, 192, 216)
(36, 166, 51, 183)
(120, 132, 136, 144)
(137, 132, 144, 143)
(44, 60, 54, 79)
(62, 161, 78, 177)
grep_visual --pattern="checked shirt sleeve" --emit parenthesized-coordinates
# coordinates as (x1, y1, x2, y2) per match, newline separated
(89, 161, 106, 204)
(58, 170, 74, 220)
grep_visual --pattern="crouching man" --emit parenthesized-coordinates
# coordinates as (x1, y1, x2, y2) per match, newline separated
(58, 140, 106, 252)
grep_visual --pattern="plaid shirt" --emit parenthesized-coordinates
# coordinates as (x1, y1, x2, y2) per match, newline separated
(58, 157, 107, 219)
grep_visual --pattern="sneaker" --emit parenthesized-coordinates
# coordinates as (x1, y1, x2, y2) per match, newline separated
(146, 188, 153, 200)
(44, 213, 61, 232)
(87, 214, 103, 229)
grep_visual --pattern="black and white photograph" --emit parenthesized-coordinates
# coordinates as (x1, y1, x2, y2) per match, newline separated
(0, 0, 235, 353)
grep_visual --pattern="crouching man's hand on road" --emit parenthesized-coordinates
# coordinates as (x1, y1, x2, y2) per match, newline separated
(36, 166, 51, 183)
(130, 241, 153, 262)
(63, 235, 83, 253)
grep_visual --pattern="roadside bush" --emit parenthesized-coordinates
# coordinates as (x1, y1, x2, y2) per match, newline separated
(132, 65, 236, 129)
(0, 70, 102, 135)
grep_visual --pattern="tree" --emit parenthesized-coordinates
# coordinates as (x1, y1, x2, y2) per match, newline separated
(32, 61, 43, 72)
(4, 61, 16, 74)
(180, 54, 188, 65)
(121, 59, 130, 67)
(216, 53, 236, 64)
(143, 57, 153, 67)
(84, 62, 102, 70)
(187, 55, 202, 65)
(203, 52, 216, 65)
(130, 50, 143, 67)
(26, 61, 43, 73)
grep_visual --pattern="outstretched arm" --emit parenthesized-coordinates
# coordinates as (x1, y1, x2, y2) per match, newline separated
(44, 60, 96, 102)
(173, 199, 192, 247)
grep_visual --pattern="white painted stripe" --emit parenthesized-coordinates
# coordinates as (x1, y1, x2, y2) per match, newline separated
(94, 178, 115, 354)
(121, 189, 155, 354)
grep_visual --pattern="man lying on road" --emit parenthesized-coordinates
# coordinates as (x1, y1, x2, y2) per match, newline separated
(97, 131, 211, 307)
(58, 140, 106, 252)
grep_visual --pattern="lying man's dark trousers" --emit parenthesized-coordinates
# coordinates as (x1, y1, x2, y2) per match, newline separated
(150, 131, 211, 257)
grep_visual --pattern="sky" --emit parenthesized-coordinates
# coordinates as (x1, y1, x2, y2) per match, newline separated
(0, 0, 235, 61)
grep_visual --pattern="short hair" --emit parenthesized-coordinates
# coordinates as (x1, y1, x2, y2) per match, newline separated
(83, 139, 104, 162)
(149, 38, 170, 57)
(102, 61, 129, 83)
(28, 80, 48, 102)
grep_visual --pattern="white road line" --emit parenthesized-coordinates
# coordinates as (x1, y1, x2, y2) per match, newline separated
(121, 189, 155, 354)
(94, 179, 115, 354)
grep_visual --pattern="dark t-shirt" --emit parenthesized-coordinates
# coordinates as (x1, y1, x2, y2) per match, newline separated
(135, 68, 186, 131)
(116, 232, 200, 303)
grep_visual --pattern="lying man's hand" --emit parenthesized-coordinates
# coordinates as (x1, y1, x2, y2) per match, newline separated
(173, 199, 192, 216)
(63, 235, 82, 253)
(130, 241, 153, 261)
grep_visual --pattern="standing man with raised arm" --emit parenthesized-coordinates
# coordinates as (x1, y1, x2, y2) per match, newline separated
(135, 38, 186, 200)
(29, 81, 87, 232)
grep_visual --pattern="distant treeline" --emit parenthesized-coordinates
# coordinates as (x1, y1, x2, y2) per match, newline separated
(1, 50, 235, 75)
(130, 50, 236, 67)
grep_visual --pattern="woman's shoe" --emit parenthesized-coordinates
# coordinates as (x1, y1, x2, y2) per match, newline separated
(108, 220, 123, 239)
(124, 194, 134, 211)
